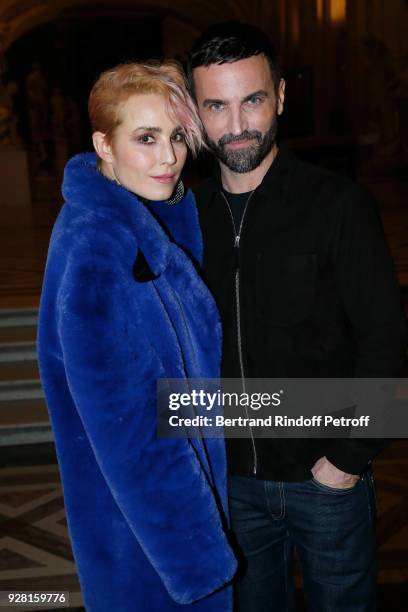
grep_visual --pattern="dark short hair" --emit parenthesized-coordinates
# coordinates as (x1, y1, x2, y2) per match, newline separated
(186, 21, 283, 96)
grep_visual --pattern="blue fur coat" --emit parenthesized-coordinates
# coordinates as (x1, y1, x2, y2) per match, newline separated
(37, 153, 236, 611)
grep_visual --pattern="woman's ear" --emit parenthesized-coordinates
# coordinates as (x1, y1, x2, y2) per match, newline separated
(92, 132, 114, 164)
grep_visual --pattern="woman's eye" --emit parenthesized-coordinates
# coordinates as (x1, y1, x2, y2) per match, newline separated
(172, 132, 186, 143)
(138, 134, 155, 144)
(209, 103, 224, 112)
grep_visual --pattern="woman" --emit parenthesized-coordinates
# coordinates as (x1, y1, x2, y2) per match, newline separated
(37, 62, 236, 611)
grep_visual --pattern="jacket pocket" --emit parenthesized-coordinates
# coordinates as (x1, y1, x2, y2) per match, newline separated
(256, 252, 317, 327)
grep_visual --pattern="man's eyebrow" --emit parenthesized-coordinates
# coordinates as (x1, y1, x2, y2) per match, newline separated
(242, 90, 269, 102)
(202, 90, 269, 108)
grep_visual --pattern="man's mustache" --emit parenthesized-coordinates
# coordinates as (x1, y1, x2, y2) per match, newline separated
(218, 130, 262, 147)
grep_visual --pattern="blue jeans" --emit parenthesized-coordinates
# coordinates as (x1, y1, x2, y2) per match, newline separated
(228, 471, 377, 612)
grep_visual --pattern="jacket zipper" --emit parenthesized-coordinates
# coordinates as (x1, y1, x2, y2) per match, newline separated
(220, 191, 258, 475)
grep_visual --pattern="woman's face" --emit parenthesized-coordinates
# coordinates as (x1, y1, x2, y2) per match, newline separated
(95, 93, 188, 201)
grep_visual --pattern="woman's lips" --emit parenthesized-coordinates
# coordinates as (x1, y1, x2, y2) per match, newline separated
(151, 174, 176, 184)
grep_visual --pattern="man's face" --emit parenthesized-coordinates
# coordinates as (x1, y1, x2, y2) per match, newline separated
(193, 54, 285, 173)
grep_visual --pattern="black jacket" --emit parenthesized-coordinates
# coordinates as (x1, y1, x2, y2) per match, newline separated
(194, 146, 407, 481)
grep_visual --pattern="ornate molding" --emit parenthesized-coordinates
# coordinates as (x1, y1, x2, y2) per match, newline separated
(0, 0, 252, 49)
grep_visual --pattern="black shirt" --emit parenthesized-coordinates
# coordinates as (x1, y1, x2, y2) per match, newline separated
(221, 188, 253, 235)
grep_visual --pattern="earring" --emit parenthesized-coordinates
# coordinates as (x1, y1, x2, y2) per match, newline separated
(111, 166, 122, 186)
(165, 180, 184, 206)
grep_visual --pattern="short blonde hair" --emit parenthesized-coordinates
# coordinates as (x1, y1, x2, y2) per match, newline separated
(88, 60, 204, 157)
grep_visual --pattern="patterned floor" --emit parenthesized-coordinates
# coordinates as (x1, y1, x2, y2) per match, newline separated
(0, 443, 407, 610)
(0, 464, 83, 609)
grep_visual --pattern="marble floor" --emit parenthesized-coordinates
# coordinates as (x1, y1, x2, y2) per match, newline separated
(0, 464, 83, 609)
(0, 443, 407, 610)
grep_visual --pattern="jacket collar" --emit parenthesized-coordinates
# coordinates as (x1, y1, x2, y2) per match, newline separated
(62, 153, 170, 277)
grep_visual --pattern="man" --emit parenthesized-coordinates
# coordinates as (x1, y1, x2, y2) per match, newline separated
(187, 22, 407, 612)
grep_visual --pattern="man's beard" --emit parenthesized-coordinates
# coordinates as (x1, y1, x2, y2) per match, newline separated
(205, 116, 278, 174)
